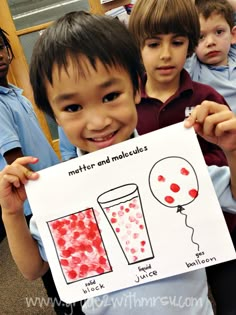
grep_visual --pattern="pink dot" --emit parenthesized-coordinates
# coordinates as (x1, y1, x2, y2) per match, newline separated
(131, 248, 136, 254)
(129, 216, 135, 222)
(165, 196, 174, 204)
(112, 212, 117, 217)
(136, 212, 143, 218)
(118, 210, 124, 216)
(170, 183, 180, 193)
(181, 168, 189, 175)
(133, 233, 139, 239)
(189, 189, 198, 198)
(141, 248, 145, 253)
(116, 227, 120, 233)
(157, 175, 165, 182)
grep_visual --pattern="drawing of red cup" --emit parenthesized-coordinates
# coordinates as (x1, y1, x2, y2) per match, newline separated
(97, 184, 154, 264)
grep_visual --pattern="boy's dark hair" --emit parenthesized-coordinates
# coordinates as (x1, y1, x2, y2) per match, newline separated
(128, 0, 200, 56)
(30, 11, 142, 119)
(0, 28, 14, 61)
(195, 0, 235, 29)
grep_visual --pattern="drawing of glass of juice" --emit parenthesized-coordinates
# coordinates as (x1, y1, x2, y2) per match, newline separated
(97, 184, 154, 264)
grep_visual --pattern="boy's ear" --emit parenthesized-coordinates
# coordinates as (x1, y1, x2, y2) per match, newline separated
(231, 26, 236, 44)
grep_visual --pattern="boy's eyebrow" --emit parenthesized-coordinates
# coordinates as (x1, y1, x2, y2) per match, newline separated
(146, 33, 186, 39)
(53, 78, 122, 103)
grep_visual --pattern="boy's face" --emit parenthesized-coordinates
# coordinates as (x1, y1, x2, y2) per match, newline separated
(141, 33, 189, 88)
(46, 56, 140, 153)
(196, 13, 236, 66)
(0, 37, 10, 82)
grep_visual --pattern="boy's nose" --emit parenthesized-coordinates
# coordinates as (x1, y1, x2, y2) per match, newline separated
(159, 45, 171, 60)
(205, 34, 216, 47)
(86, 109, 112, 131)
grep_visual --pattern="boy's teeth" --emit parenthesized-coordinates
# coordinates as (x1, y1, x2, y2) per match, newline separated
(93, 133, 113, 142)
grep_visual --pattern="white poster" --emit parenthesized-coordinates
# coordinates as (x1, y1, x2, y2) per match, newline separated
(26, 123, 236, 303)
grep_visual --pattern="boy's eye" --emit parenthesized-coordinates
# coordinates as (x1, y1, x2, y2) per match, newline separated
(147, 42, 159, 48)
(172, 40, 184, 46)
(64, 104, 82, 112)
(103, 92, 119, 103)
(199, 34, 205, 40)
(216, 29, 224, 35)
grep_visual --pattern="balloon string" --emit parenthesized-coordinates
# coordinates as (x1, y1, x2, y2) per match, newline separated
(179, 210, 200, 251)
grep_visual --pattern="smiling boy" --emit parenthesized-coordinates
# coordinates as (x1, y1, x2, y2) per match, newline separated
(1, 11, 236, 315)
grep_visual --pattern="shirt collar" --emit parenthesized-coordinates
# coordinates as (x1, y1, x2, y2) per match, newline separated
(0, 83, 23, 95)
(141, 69, 193, 100)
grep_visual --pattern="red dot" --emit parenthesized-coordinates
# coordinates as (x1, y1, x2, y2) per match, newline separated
(73, 231, 80, 239)
(125, 208, 130, 213)
(60, 259, 69, 266)
(99, 256, 107, 264)
(141, 240, 146, 246)
(157, 175, 165, 182)
(57, 238, 65, 246)
(181, 168, 189, 175)
(189, 189, 198, 198)
(165, 196, 174, 204)
(170, 183, 180, 193)
(62, 249, 71, 258)
(139, 224, 144, 230)
(80, 264, 89, 275)
(77, 220, 85, 229)
(70, 214, 77, 221)
(68, 270, 77, 279)
(111, 218, 117, 224)
(116, 227, 120, 233)
(96, 266, 105, 274)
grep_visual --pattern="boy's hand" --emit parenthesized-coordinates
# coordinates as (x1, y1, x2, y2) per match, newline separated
(184, 101, 236, 154)
(0, 156, 39, 216)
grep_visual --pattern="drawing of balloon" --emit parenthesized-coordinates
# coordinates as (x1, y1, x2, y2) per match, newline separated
(149, 156, 200, 250)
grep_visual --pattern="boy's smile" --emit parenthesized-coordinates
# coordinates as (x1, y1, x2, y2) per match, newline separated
(196, 13, 236, 66)
(46, 56, 140, 152)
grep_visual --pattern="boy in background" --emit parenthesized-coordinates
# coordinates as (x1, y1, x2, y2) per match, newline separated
(185, 1, 236, 313)
(129, 0, 236, 314)
(0, 28, 84, 315)
(1, 11, 236, 315)
(185, 0, 236, 112)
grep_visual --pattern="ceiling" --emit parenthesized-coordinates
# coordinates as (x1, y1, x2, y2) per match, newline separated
(8, 0, 62, 16)
(7, 0, 89, 29)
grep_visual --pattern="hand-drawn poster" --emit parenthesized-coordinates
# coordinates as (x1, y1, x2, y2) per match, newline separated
(26, 123, 236, 303)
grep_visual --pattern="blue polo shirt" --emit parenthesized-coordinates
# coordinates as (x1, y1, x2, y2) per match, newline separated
(0, 84, 59, 215)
